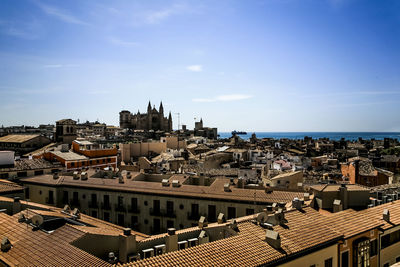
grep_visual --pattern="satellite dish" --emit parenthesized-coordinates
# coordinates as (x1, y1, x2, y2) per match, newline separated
(31, 215, 44, 226)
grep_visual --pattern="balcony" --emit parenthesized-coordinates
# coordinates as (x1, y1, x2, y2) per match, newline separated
(128, 205, 140, 213)
(89, 201, 99, 209)
(150, 208, 162, 216)
(187, 212, 202, 221)
(101, 202, 111, 210)
(149, 208, 176, 218)
(115, 204, 126, 212)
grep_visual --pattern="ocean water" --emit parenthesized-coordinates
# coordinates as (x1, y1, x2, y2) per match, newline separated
(218, 132, 400, 141)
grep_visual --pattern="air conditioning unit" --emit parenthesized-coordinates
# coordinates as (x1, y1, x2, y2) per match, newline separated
(178, 240, 188, 250)
(127, 254, 140, 262)
(80, 172, 88, 180)
(188, 238, 199, 247)
(142, 248, 154, 259)
(73, 171, 79, 180)
(162, 179, 170, 186)
(154, 244, 166, 255)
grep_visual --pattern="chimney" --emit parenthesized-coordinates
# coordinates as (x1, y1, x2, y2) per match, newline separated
(80, 172, 88, 180)
(383, 209, 390, 222)
(119, 176, 124, 184)
(333, 199, 343, 213)
(224, 183, 231, 192)
(12, 197, 21, 214)
(339, 184, 348, 210)
(292, 197, 302, 210)
(165, 228, 178, 252)
(238, 177, 245, 188)
(1, 237, 11, 252)
(265, 230, 281, 249)
(53, 172, 59, 179)
(118, 228, 137, 263)
(217, 213, 226, 224)
(73, 171, 79, 180)
(354, 160, 360, 183)
(304, 193, 310, 201)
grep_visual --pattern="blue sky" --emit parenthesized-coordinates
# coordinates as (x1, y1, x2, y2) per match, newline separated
(0, 0, 399, 131)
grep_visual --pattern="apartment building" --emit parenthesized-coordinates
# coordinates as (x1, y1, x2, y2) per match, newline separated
(20, 171, 306, 235)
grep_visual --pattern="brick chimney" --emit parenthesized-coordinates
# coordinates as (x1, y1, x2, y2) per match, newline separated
(165, 228, 178, 252)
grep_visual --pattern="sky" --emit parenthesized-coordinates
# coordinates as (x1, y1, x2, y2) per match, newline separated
(0, 0, 399, 132)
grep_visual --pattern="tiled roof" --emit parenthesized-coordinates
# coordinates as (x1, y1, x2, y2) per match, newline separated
(0, 158, 58, 172)
(0, 212, 109, 267)
(359, 200, 400, 230)
(21, 174, 305, 204)
(0, 134, 40, 143)
(123, 207, 343, 267)
(310, 184, 370, 192)
(0, 180, 24, 194)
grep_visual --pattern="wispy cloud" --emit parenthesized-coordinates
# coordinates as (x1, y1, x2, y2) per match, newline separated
(193, 94, 253, 103)
(187, 65, 203, 72)
(108, 37, 139, 47)
(35, 1, 89, 25)
(145, 4, 187, 24)
(0, 20, 41, 40)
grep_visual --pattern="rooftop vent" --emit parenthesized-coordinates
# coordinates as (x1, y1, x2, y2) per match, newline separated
(198, 216, 208, 228)
(224, 183, 231, 192)
(217, 213, 226, 224)
(383, 209, 390, 222)
(154, 244, 166, 256)
(172, 180, 180, 187)
(31, 214, 44, 227)
(1, 237, 11, 252)
(266, 230, 281, 249)
(72, 208, 80, 219)
(80, 172, 88, 181)
(63, 204, 71, 213)
(229, 219, 239, 232)
(108, 252, 117, 264)
(162, 179, 170, 186)
(304, 193, 310, 201)
(333, 199, 343, 213)
(199, 230, 207, 239)
(73, 171, 79, 180)
(53, 172, 59, 180)
(119, 176, 124, 184)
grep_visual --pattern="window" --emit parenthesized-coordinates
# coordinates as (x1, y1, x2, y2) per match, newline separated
(191, 203, 199, 216)
(131, 198, 138, 211)
(48, 191, 54, 204)
(104, 212, 110, 222)
(117, 214, 125, 226)
(153, 200, 160, 213)
(91, 193, 97, 203)
(324, 258, 332, 267)
(131, 216, 138, 229)
(228, 207, 236, 219)
(153, 218, 161, 233)
(118, 196, 124, 207)
(370, 239, 377, 257)
(341, 251, 349, 267)
(167, 220, 174, 229)
(63, 191, 69, 204)
(167, 201, 174, 214)
(246, 208, 255, 216)
(208, 205, 216, 222)
(104, 195, 110, 206)
(91, 210, 97, 218)
(73, 192, 78, 202)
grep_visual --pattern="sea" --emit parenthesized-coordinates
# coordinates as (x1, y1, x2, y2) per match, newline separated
(218, 132, 400, 141)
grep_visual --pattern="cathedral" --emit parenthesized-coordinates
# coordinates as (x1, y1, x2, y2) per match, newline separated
(119, 101, 172, 132)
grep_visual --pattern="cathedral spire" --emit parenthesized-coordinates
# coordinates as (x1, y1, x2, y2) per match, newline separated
(147, 101, 151, 113)
(159, 101, 164, 114)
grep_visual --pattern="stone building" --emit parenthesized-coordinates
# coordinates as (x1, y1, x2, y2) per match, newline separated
(120, 101, 172, 132)
(55, 119, 77, 144)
